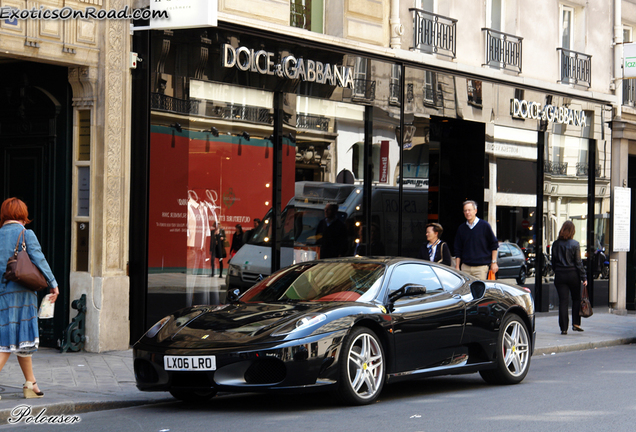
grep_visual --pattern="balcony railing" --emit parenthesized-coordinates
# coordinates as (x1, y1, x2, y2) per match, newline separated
(557, 48, 591, 88)
(151, 93, 199, 115)
(482, 28, 522, 73)
(297, 114, 330, 131)
(544, 160, 568, 176)
(409, 9, 457, 58)
(576, 163, 601, 177)
(623, 79, 636, 107)
(352, 79, 376, 101)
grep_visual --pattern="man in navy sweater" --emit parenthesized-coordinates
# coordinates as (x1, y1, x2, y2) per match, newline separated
(454, 200, 499, 280)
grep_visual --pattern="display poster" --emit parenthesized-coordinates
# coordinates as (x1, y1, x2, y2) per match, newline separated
(613, 186, 631, 252)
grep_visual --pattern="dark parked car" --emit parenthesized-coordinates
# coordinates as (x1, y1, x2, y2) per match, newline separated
(134, 257, 535, 406)
(497, 241, 528, 285)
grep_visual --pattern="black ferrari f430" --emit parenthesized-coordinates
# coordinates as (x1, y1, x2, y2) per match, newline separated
(133, 257, 535, 405)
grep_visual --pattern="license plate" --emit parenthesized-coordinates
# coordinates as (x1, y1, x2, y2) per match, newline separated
(164, 355, 216, 371)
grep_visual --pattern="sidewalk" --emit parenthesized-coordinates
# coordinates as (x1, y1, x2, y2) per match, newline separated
(0, 309, 634, 423)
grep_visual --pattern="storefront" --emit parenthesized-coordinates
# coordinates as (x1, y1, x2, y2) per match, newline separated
(129, 24, 612, 340)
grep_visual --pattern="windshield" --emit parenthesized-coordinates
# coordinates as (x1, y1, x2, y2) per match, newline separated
(241, 261, 385, 303)
(247, 206, 342, 247)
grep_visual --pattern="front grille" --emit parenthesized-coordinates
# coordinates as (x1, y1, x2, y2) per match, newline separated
(134, 359, 159, 384)
(171, 372, 213, 389)
(242, 272, 265, 284)
(244, 358, 286, 384)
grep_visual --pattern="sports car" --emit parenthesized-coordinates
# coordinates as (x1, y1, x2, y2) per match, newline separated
(133, 257, 535, 405)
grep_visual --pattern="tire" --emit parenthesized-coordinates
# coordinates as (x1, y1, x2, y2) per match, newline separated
(480, 313, 531, 385)
(169, 389, 217, 403)
(601, 265, 609, 279)
(336, 327, 385, 405)
(516, 267, 527, 285)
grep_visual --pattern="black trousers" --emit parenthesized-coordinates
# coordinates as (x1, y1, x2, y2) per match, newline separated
(554, 268, 582, 331)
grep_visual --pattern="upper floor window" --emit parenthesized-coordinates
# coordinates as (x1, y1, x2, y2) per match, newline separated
(624, 25, 633, 44)
(389, 64, 401, 105)
(290, 0, 323, 33)
(560, 5, 574, 50)
(415, 0, 434, 12)
(487, 0, 503, 31)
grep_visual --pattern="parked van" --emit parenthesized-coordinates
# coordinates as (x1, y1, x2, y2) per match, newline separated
(226, 181, 428, 291)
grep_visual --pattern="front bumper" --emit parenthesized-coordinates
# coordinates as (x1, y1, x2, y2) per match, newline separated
(133, 329, 347, 394)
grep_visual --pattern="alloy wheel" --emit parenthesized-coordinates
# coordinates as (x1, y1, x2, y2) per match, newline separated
(502, 319, 530, 377)
(346, 332, 384, 400)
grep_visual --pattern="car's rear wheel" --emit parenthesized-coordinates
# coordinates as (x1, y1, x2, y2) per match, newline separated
(480, 313, 531, 385)
(336, 327, 385, 405)
(169, 389, 217, 403)
(516, 267, 527, 285)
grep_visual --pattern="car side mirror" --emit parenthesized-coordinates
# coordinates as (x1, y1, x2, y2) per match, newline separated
(470, 281, 486, 300)
(226, 288, 241, 304)
(388, 284, 427, 302)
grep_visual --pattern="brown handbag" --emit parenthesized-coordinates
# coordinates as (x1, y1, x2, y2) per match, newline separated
(4, 229, 48, 292)
(580, 285, 593, 318)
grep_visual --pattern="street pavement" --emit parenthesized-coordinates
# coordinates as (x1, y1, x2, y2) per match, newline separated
(0, 308, 634, 424)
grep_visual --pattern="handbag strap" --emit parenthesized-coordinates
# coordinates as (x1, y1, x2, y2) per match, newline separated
(436, 242, 445, 263)
(582, 285, 589, 298)
(12, 229, 26, 255)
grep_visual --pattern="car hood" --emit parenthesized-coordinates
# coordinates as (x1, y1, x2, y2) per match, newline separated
(152, 302, 339, 349)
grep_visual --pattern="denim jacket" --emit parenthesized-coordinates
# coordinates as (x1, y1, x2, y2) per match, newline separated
(0, 223, 57, 290)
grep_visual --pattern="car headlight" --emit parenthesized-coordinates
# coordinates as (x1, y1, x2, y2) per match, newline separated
(272, 313, 327, 336)
(144, 316, 170, 339)
(228, 264, 240, 277)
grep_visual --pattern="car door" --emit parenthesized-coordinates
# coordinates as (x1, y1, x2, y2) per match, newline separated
(388, 263, 466, 373)
(497, 243, 513, 278)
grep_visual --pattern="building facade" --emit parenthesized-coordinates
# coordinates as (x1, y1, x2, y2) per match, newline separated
(1, 0, 632, 351)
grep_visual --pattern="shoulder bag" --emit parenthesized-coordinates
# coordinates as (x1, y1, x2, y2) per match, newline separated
(580, 285, 593, 318)
(4, 229, 48, 292)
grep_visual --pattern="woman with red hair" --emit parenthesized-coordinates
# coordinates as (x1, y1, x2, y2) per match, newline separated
(0, 198, 58, 398)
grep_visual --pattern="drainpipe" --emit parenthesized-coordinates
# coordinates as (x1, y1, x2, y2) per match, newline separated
(390, 0, 404, 49)
(614, 0, 622, 117)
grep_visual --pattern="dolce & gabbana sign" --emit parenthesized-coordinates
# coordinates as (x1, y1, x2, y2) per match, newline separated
(222, 44, 354, 89)
(510, 98, 587, 127)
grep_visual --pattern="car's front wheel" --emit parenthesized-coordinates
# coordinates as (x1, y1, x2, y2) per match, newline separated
(336, 327, 385, 405)
(169, 389, 217, 403)
(516, 266, 527, 285)
(480, 313, 531, 385)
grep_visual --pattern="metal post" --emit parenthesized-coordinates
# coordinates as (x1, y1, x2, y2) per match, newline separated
(587, 139, 597, 305)
(535, 120, 547, 311)
(271, 92, 283, 274)
(363, 106, 373, 248)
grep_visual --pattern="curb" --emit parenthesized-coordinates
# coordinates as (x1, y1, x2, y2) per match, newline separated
(533, 337, 636, 356)
(0, 397, 174, 425)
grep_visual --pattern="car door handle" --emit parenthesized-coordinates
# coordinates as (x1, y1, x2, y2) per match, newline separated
(452, 294, 462, 299)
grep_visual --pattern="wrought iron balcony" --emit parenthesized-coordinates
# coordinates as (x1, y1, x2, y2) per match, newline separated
(151, 93, 199, 115)
(409, 9, 457, 58)
(623, 79, 636, 107)
(576, 163, 601, 177)
(482, 28, 522, 73)
(297, 114, 330, 131)
(557, 48, 591, 88)
(544, 160, 568, 176)
(352, 79, 376, 101)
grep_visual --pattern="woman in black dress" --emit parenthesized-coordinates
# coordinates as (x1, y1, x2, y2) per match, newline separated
(230, 224, 244, 258)
(551, 221, 587, 334)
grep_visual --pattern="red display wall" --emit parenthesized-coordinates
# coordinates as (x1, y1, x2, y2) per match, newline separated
(148, 126, 295, 271)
